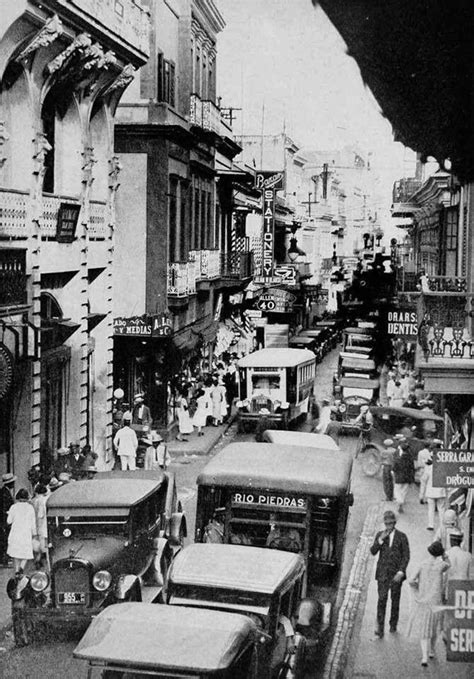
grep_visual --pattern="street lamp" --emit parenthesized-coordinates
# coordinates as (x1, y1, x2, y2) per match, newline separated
(288, 219, 306, 262)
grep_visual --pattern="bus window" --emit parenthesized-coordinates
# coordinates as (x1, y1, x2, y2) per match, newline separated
(309, 498, 338, 567)
(251, 374, 280, 397)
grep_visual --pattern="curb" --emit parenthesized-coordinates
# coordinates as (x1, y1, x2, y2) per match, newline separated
(323, 501, 383, 679)
(168, 416, 237, 457)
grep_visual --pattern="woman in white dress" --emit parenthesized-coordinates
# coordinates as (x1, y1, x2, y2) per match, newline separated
(176, 386, 193, 442)
(192, 388, 208, 436)
(7, 488, 38, 574)
(406, 540, 450, 666)
(210, 378, 227, 426)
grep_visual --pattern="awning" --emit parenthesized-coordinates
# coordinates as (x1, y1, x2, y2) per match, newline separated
(424, 375, 474, 395)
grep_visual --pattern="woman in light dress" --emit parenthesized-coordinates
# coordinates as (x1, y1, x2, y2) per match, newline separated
(210, 378, 227, 426)
(406, 540, 450, 667)
(176, 386, 193, 442)
(192, 388, 208, 436)
(7, 489, 38, 574)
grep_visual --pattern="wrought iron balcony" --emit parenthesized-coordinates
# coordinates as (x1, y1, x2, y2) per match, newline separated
(167, 261, 196, 297)
(0, 189, 29, 239)
(190, 94, 225, 135)
(416, 276, 474, 363)
(220, 251, 254, 280)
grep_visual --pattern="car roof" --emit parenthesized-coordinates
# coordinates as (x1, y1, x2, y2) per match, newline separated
(47, 477, 164, 514)
(289, 336, 315, 345)
(170, 544, 304, 593)
(197, 443, 352, 495)
(340, 376, 379, 388)
(371, 405, 443, 422)
(238, 348, 315, 368)
(262, 430, 340, 451)
(74, 603, 256, 672)
(341, 357, 376, 370)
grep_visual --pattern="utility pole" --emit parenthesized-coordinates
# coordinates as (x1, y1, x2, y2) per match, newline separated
(301, 191, 318, 217)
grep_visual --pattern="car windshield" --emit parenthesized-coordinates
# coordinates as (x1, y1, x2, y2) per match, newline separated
(251, 374, 280, 396)
(171, 584, 270, 612)
(49, 515, 128, 538)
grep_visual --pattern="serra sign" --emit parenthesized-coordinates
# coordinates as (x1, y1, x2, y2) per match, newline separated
(432, 449, 474, 488)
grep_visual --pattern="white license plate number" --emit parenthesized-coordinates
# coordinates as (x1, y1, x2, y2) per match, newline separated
(58, 591, 86, 604)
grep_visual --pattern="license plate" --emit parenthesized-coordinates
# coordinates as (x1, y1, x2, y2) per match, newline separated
(58, 591, 86, 604)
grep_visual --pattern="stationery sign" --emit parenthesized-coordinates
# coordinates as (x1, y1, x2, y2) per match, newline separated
(432, 449, 474, 488)
(445, 580, 474, 663)
(255, 171, 285, 282)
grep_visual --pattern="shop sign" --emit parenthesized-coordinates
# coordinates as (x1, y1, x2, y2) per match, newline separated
(0, 343, 14, 400)
(445, 580, 474, 662)
(256, 289, 296, 313)
(264, 323, 289, 348)
(432, 449, 474, 488)
(56, 203, 81, 243)
(385, 307, 418, 338)
(113, 314, 173, 338)
(274, 265, 297, 284)
(261, 188, 275, 280)
(254, 171, 285, 191)
(231, 491, 307, 510)
(245, 310, 262, 319)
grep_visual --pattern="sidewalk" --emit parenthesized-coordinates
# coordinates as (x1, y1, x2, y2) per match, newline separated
(346, 492, 473, 679)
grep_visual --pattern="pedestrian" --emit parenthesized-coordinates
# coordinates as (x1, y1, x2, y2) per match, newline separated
(435, 508, 459, 550)
(380, 439, 395, 502)
(132, 393, 152, 427)
(406, 540, 450, 667)
(392, 440, 414, 513)
(69, 440, 85, 479)
(0, 473, 16, 566)
(6, 488, 38, 574)
(415, 441, 433, 502)
(313, 398, 331, 433)
(370, 509, 410, 637)
(387, 374, 405, 407)
(210, 377, 227, 426)
(143, 431, 171, 470)
(176, 386, 193, 442)
(31, 484, 49, 569)
(192, 388, 208, 436)
(80, 444, 98, 474)
(445, 531, 471, 586)
(113, 414, 138, 470)
(325, 411, 342, 445)
(54, 446, 73, 479)
(421, 458, 446, 531)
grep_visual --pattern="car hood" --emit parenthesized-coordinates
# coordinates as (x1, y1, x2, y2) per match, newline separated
(52, 537, 129, 572)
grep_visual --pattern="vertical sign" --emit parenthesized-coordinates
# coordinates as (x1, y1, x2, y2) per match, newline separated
(255, 171, 285, 282)
(262, 188, 275, 280)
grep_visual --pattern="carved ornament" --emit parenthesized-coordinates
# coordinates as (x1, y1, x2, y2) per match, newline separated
(16, 15, 63, 62)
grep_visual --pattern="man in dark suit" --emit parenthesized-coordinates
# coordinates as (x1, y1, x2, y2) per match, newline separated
(370, 509, 410, 637)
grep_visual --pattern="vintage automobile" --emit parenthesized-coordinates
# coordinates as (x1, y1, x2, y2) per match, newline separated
(295, 329, 327, 361)
(236, 348, 316, 432)
(74, 603, 260, 678)
(289, 334, 321, 360)
(261, 429, 340, 451)
(195, 442, 353, 628)
(7, 471, 186, 645)
(357, 405, 444, 477)
(166, 543, 327, 678)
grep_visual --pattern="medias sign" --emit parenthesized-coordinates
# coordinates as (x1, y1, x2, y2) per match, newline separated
(113, 314, 173, 338)
(432, 449, 474, 488)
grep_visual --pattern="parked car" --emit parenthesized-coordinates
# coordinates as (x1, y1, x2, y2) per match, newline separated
(261, 429, 340, 451)
(166, 543, 329, 678)
(357, 405, 444, 477)
(7, 471, 186, 645)
(75, 603, 260, 678)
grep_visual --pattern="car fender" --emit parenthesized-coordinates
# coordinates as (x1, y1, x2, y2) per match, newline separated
(146, 537, 174, 586)
(114, 574, 141, 601)
(6, 573, 31, 602)
(169, 512, 186, 546)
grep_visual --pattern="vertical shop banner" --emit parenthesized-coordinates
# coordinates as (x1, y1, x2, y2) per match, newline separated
(445, 580, 474, 662)
(255, 171, 285, 282)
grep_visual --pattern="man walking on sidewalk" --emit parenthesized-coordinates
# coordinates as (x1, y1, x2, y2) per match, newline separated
(370, 510, 410, 637)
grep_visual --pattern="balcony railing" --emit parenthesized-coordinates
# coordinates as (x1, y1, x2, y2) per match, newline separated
(221, 251, 254, 279)
(167, 261, 196, 297)
(189, 249, 220, 279)
(190, 94, 227, 135)
(0, 189, 29, 239)
(65, 0, 150, 54)
(417, 277, 474, 361)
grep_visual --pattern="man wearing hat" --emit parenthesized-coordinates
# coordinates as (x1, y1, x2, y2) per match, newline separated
(370, 510, 410, 637)
(54, 447, 73, 478)
(445, 531, 471, 585)
(69, 440, 85, 480)
(143, 431, 170, 471)
(0, 473, 16, 565)
(392, 438, 414, 513)
(132, 394, 152, 427)
(380, 439, 395, 502)
(113, 414, 138, 470)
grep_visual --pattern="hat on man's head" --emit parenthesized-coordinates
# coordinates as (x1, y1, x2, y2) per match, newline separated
(57, 447, 69, 456)
(141, 436, 153, 445)
(427, 540, 444, 558)
(449, 529, 463, 544)
(150, 431, 163, 443)
(2, 472, 16, 484)
(394, 433, 405, 440)
(58, 472, 71, 483)
(49, 477, 61, 489)
(383, 438, 394, 447)
(134, 394, 144, 402)
(122, 414, 132, 422)
(383, 510, 396, 522)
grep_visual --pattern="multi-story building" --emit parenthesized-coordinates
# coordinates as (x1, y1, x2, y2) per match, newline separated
(114, 0, 253, 429)
(0, 0, 149, 483)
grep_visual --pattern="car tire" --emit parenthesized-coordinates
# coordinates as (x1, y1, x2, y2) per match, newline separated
(361, 447, 381, 477)
(12, 608, 34, 647)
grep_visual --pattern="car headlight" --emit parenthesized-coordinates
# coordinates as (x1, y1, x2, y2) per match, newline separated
(236, 400, 243, 408)
(92, 570, 112, 592)
(30, 571, 49, 592)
